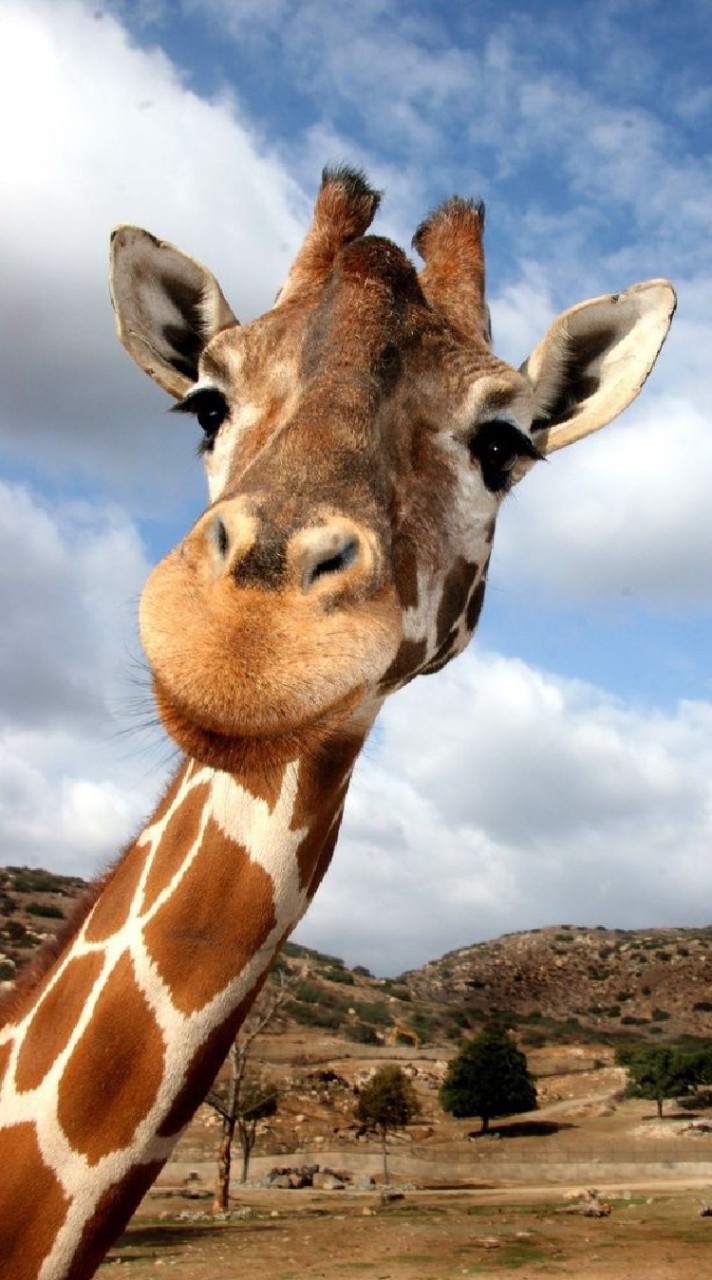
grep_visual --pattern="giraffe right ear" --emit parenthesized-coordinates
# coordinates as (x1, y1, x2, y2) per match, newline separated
(521, 279, 676, 455)
(109, 227, 238, 399)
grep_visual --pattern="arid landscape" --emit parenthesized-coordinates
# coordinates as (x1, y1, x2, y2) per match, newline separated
(3, 865, 712, 1277)
(106, 1182, 712, 1279)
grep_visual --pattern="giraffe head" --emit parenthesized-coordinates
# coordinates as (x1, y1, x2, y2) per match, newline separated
(110, 168, 674, 769)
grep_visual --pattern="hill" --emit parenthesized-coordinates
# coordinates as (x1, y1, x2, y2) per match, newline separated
(402, 924, 712, 1043)
(2, 864, 711, 1044)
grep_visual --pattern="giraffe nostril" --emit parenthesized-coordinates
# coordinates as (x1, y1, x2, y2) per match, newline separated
(213, 515, 229, 559)
(305, 536, 360, 589)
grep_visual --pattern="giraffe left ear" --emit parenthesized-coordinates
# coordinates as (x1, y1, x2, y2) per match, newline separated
(110, 227, 238, 399)
(521, 280, 676, 455)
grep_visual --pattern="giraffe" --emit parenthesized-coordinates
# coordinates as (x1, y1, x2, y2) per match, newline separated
(0, 167, 674, 1280)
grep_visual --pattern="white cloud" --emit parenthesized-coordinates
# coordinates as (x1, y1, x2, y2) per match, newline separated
(492, 389, 712, 609)
(482, 253, 712, 613)
(1, 0, 711, 982)
(0, 0, 307, 502)
(0, 479, 170, 873)
(297, 648, 712, 973)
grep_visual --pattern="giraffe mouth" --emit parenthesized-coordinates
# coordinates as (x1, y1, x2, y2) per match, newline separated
(139, 546, 402, 764)
(151, 674, 369, 770)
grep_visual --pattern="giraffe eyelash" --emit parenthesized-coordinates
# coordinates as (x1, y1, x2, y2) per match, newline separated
(172, 388, 230, 452)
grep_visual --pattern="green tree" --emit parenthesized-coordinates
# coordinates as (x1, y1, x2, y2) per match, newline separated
(439, 1022, 537, 1134)
(355, 1065, 420, 1184)
(616, 1043, 695, 1118)
(683, 1042, 712, 1088)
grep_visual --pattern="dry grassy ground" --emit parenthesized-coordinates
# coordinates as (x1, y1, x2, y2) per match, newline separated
(106, 1186, 712, 1279)
(104, 1040, 712, 1279)
(6, 876, 712, 1275)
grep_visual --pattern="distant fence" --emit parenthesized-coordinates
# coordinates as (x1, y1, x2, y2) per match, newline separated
(408, 1141, 712, 1165)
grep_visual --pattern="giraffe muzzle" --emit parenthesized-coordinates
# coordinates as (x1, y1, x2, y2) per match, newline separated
(206, 502, 382, 601)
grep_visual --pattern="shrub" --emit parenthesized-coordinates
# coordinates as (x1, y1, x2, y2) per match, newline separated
(293, 979, 346, 1009)
(8, 868, 74, 895)
(381, 982, 411, 1001)
(323, 967, 354, 986)
(346, 1022, 380, 1045)
(353, 1001, 392, 1026)
(285, 1001, 343, 1029)
(521, 1029, 547, 1048)
(26, 902, 64, 920)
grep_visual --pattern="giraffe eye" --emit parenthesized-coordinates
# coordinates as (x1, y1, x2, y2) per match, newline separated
(468, 419, 541, 493)
(171, 388, 230, 452)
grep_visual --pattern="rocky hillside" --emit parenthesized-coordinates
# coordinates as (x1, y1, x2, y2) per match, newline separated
(403, 924, 712, 1042)
(0, 865, 86, 980)
(2, 866, 712, 1042)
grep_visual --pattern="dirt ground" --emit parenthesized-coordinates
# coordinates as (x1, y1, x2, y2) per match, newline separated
(102, 1042, 712, 1277)
(105, 1185, 712, 1279)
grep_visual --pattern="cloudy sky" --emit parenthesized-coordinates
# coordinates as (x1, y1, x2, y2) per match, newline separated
(1, 0, 711, 975)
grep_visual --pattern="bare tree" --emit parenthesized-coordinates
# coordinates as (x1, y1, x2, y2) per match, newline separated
(205, 975, 289, 1213)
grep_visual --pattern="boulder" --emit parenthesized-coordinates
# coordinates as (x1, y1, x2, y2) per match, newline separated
(312, 1171, 345, 1191)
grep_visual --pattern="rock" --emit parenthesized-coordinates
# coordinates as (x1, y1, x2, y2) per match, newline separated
(312, 1171, 345, 1190)
(408, 1125, 434, 1141)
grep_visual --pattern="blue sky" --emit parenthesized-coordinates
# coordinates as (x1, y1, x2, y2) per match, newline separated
(1, 0, 711, 972)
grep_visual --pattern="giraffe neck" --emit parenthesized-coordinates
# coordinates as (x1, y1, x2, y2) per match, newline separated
(0, 729, 365, 1280)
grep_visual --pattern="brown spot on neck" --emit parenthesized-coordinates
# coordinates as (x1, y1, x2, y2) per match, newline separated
(143, 816, 277, 1016)
(0, 1039, 11, 1089)
(83, 838, 148, 944)
(57, 952, 165, 1165)
(159, 983, 269, 1138)
(239, 760, 289, 810)
(15, 952, 104, 1093)
(70, 1159, 165, 1280)
(0, 1123, 70, 1280)
(290, 736, 361, 893)
(141, 779, 211, 912)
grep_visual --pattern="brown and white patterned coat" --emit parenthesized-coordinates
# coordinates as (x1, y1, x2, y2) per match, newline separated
(0, 168, 674, 1280)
